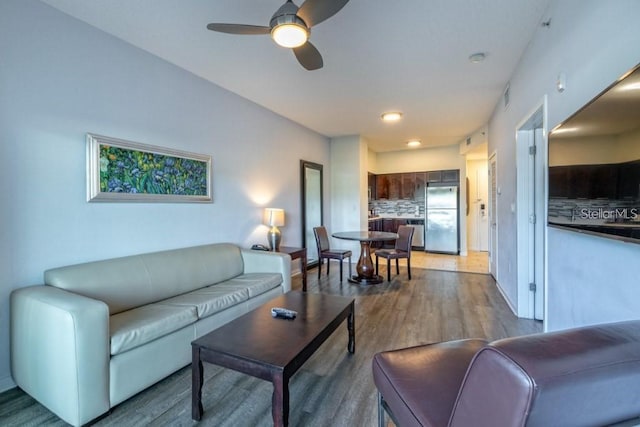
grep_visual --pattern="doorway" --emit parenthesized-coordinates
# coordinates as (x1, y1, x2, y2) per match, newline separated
(515, 100, 547, 322)
(466, 156, 489, 252)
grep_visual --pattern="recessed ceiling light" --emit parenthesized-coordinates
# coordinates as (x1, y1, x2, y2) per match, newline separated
(407, 140, 422, 147)
(381, 112, 402, 122)
(468, 52, 486, 63)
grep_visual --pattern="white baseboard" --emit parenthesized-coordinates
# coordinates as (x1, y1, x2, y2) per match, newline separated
(495, 279, 518, 316)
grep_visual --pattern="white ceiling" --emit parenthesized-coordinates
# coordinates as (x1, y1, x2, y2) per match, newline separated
(40, 0, 552, 152)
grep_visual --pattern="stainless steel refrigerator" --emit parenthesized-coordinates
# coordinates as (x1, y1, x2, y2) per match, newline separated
(425, 185, 459, 254)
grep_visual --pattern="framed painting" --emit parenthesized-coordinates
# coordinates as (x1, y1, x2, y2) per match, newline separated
(86, 133, 212, 203)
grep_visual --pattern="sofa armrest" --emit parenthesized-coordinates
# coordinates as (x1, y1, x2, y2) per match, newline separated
(240, 250, 291, 293)
(11, 285, 110, 427)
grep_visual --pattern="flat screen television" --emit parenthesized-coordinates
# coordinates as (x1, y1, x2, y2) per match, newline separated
(548, 63, 640, 244)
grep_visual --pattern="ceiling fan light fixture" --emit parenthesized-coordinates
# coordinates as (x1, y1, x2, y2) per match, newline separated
(272, 22, 308, 48)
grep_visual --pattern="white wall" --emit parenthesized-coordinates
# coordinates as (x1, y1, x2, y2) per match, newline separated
(330, 135, 367, 256)
(617, 128, 640, 161)
(549, 131, 640, 166)
(487, 0, 640, 330)
(549, 135, 620, 166)
(367, 148, 378, 173)
(0, 0, 329, 391)
(374, 145, 464, 174)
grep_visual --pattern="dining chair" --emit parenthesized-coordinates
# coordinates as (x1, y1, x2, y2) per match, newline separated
(375, 225, 415, 282)
(313, 226, 352, 282)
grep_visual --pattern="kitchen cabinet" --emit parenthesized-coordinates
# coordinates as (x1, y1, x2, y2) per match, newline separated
(414, 172, 426, 200)
(380, 218, 407, 248)
(427, 171, 442, 183)
(368, 173, 376, 201)
(376, 174, 402, 200)
(388, 174, 402, 200)
(368, 218, 383, 231)
(376, 175, 390, 199)
(566, 166, 590, 199)
(548, 167, 569, 198)
(401, 173, 415, 199)
(427, 169, 459, 184)
(442, 169, 460, 183)
(591, 165, 618, 199)
(371, 169, 460, 200)
(549, 162, 639, 199)
(617, 160, 640, 199)
(369, 218, 383, 248)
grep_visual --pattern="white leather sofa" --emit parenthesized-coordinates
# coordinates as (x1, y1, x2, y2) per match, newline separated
(10, 243, 291, 426)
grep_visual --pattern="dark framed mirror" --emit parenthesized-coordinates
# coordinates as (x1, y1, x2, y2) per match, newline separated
(301, 160, 323, 267)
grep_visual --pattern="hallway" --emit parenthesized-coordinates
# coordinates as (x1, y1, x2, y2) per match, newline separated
(372, 250, 489, 275)
(410, 250, 489, 274)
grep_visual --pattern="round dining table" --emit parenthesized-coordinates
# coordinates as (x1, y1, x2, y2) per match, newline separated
(332, 231, 398, 285)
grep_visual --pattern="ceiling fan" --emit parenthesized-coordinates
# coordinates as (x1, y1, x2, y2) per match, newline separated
(206, 0, 349, 71)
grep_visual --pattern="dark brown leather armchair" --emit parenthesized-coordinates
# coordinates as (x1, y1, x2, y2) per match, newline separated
(313, 226, 352, 282)
(374, 225, 414, 281)
(372, 320, 640, 427)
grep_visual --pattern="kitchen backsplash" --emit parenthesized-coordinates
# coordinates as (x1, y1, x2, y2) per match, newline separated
(369, 199, 425, 217)
(549, 197, 639, 222)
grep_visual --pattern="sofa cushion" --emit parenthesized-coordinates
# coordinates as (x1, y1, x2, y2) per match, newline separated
(110, 304, 197, 355)
(450, 321, 640, 427)
(225, 273, 283, 298)
(158, 273, 281, 319)
(372, 339, 488, 427)
(44, 243, 244, 315)
(158, 282, 250, 319)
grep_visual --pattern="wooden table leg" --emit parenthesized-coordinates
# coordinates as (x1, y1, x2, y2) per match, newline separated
(272, 372, 289, 427)
(191, 346, 204, 421)
(349, 241, 383, 285)
(301, 253, 307, 292)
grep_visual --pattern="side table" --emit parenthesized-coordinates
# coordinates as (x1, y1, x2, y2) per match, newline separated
(278, 246, 308, 291)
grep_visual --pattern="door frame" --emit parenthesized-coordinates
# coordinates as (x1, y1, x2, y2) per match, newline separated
(515, 97, 548, 325)
(488, 152, 498, 280)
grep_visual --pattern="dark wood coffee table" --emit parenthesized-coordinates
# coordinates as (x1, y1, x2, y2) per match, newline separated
(191, 291, 355, 426)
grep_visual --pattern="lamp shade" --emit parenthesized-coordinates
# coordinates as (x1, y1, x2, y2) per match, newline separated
(263, 208, 285, 227)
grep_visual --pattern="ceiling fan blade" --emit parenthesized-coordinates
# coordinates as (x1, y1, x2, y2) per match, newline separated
(293, 42, 323, 70)
(297, 0, 349, 27)
(206, 23, 271, 35)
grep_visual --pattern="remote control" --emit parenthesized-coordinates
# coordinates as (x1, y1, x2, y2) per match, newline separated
(271, 307, 297, 319)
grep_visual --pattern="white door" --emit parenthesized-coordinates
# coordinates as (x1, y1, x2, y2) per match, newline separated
(516, 103, 546, 321)
(489, 153, 498, 279)
(476, 163, 489, 251)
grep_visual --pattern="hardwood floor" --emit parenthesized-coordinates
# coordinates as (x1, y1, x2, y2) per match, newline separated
(0, 265, 540, 427)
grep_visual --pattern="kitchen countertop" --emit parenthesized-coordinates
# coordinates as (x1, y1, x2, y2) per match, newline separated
(368, 215, 425, 221)
(550, 218, 640, 228)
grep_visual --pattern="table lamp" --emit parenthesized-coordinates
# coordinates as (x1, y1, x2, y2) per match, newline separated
(263, 208, 285, 251)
